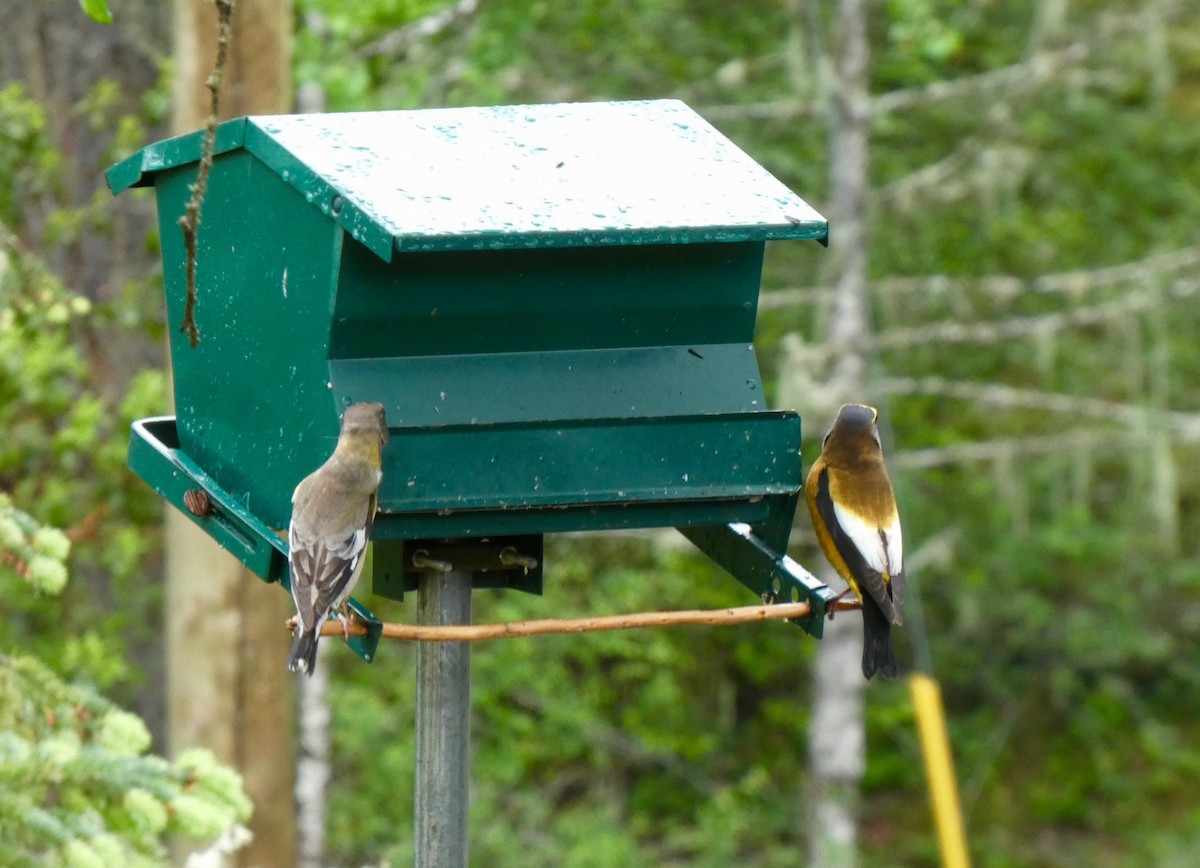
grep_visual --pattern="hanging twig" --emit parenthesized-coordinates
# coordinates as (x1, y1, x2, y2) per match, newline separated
(302, 600, 861, 642)
(177, 0, 236, 348)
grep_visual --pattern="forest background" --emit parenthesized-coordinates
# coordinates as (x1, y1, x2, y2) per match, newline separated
(2, 0, 1200, 865)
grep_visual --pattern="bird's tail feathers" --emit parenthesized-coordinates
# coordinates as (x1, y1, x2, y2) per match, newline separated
(287, 630, 320, 677)
(861, 596, 900, 681)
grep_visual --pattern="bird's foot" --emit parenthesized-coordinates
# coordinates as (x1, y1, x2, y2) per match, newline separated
(338, 605, 355, 641)
(826, 588, 853, 621)
(285, 614, 300, 633)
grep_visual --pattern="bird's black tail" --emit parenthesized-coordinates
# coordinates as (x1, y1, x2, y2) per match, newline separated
(287, 630, 320, 677)
(861, 596, 899, 681)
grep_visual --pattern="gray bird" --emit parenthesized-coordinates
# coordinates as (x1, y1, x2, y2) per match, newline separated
(286, 402, 388, 676)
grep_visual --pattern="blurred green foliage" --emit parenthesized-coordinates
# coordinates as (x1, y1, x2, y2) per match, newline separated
(329, 538, 820, 866)
(0, 80, 167, 693)
(78, 0, 113, 25)
(0, 70, 255, 864)
(0, 496, 252, 864)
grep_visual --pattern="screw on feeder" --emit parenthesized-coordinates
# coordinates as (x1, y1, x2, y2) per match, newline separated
(412, 549, 453, 573)
(498, 546, 538, 571)
(183, 489, 213, 517)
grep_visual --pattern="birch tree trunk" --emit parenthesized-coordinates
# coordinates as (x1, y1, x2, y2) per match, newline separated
(295, 643, 331, 868)
(169, 1, 296, 864)
(807, 0, 871, 864)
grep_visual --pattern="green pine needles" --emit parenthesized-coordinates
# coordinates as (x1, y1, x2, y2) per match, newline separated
(0, 496, 253, 865)
(0, 494, 70, 595)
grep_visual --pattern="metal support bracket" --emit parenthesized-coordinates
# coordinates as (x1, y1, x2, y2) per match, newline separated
(680, 522, 838, 637)
(372, 535, 544, 602)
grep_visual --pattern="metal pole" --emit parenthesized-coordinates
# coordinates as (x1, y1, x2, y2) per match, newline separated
(415, 570, 472, 868)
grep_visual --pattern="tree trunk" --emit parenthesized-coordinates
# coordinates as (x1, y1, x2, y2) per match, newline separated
(295, 643, 331, 868)
(808, 606, 866, 865)
(169, 1, 295, 865)
(807, 0, 871, 865)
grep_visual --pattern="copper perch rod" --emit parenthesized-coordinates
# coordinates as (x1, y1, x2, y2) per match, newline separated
(302, 599, 863, 642)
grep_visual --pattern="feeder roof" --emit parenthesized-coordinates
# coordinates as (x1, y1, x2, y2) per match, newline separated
(106, 99, 827, 261)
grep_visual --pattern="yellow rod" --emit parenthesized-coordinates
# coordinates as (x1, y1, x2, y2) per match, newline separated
(909, 672, 971, 868)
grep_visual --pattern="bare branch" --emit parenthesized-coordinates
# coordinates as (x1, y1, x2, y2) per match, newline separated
(1034, 247, 1200, 294)
(700, 6, 1186, 129)
(696, 98, 819, 123)
(896, 429, 1134, 470)
(873, 137, 981, 206)
(871, 43, 1089, 116)
(357, 0, 483, 60)
(305, 601, 859, 642)
(871, 275, 1200, 350)
(760, 245, 1200, 309)
(881, 376, 1200, 441)
(698, 45, 1091, 124)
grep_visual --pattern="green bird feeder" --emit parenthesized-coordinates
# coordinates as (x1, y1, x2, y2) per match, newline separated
(107, 99, 836, 662)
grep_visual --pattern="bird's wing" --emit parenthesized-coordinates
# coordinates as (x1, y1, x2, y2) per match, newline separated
(813, 466, 904, 625)
(289, 526, 369, 633)
(288, 495, 374, 633)
(830, 498, 902, 578)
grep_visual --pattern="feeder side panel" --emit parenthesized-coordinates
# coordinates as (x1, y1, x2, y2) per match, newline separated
(153, 151, 344, 528)
(373, 412, 801, 515)
(330, 343, 767, 430)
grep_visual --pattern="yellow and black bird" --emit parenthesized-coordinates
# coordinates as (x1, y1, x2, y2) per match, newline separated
(286, 402, 388, 676)
(805, 403, 904, 680)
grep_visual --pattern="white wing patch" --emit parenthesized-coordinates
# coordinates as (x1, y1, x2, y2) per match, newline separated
(882, 514, 902, 577)
(832, 502, 903, 577)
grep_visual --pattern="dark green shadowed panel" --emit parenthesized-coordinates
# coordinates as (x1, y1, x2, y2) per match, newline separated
(329, 240, 764, 359)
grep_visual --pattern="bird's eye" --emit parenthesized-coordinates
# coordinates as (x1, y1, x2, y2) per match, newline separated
(822, 432, 831, 447)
